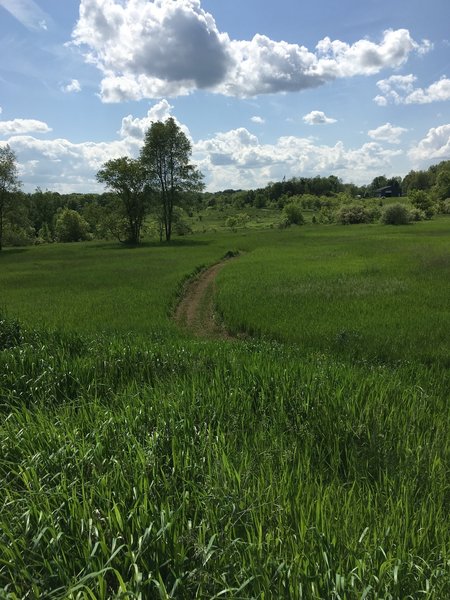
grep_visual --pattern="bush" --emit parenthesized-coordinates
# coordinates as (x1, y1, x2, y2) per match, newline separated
(55, 208, 91, 242)
(437, 198, 450, 214)
(3, 224, 35, 246)
(408, 207, 426, 222)
(335, 203, 373, 225)
(281, 202, 304, 226)
(381, 203, 410, 225)
(408, 190, 435, 219)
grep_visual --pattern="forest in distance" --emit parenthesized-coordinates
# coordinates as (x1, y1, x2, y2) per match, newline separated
(1, 131, 450, 248)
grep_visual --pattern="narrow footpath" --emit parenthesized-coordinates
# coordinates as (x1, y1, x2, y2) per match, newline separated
(174, 258, 236, 340)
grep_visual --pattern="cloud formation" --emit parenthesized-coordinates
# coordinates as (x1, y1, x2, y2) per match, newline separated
(194, 127, 403, 189)
(303, 110, 336, 125)
(368, 122, 408, 144)
(0, 118, 52, 136)
(62, 79, 82, 93)
(71, 0, 429, 102)
(118, 99, 190, 139)
(408, 124, 450, 162)
(1, 101, 408, 193)
(374, 74, 450, 105)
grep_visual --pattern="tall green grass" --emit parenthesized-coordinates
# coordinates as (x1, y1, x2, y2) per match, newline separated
(1, 219, 449, 598)
(216, 219, 450, 365)
(0, 238, 238, 336)
(1, 321, 448, 598)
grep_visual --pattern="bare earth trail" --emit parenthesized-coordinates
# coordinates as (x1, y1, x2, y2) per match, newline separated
(174, 258, 237, 340)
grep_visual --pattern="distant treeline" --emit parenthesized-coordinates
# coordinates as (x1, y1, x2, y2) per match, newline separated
(203, 160, 450, 209)
(2, 160, 450, 246)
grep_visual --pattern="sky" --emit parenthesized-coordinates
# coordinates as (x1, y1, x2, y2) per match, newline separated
(0, 0, 449, 193)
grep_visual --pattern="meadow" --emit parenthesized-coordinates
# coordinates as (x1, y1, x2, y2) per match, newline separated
(0, 217, 449, 599)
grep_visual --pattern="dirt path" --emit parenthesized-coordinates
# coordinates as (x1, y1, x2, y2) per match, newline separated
(174, 258, 236, 339)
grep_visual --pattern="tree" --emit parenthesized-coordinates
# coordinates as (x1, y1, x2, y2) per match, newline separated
(0, 145, 21, 251)
(140, 118, 204, 242)
(433, 163, 450, 202)
(55, 208, 91, 242)
(97, 157, 148, 244)
(402, 169, 432, 194)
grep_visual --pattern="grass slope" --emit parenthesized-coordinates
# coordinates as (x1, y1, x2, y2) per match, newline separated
(0, 219, 449, 598)
(216, 219, 450, 365)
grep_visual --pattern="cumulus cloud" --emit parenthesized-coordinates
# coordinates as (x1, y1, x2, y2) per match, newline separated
(72, 0, 230, 102)
(0, 0, 50, 31)
(194, 127, 403, 189)
(303, 110, 336, 125)
(3, 102, 408, 193)
(251, 116, 265, 124)
(408, 124, 450, 162)
(0, 119, 52, 136)
(1, 133, 141, 193)
(71, 0, 428, 102)
(0, 101, 183, 192)
(368, 122, 408, 144)
(374, 74, 450, 105)
(118, 99, 191, 139)
(62, 79, 82, 93)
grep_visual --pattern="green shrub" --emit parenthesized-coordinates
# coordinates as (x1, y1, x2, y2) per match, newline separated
(437, 198, 450, 214)
(55, 208, 91, 242)
(381, 203, 410, 225)
(2, 224, 35, 246)
(408, 190, 435, 219)
(335, 203, 373, 224)
(281, 202, 305, 226)
(408, 207, 426, 222)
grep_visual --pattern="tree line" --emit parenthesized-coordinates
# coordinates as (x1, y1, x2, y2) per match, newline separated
(1, 125, 450, 249)
(0, 118, 203, 250)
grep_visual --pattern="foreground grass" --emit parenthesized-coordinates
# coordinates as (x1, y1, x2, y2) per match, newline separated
(1, 220, 449, 598)
(1, 320, 449, 598)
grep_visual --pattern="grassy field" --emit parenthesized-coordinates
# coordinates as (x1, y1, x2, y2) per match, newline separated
(1, 218, 449, 598)
(216, 219, 450, 365)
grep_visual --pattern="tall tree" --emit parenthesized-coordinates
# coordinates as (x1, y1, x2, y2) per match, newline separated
(0, 145, 21, 251)
(140, 118, 203, 242)
(97, 157, 148, 244)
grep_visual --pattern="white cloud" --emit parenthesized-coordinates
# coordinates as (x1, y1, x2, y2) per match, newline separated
(405, 77, 450, 104)
(1, 133, 141, 193)
(0, 119, 52, 136)
(118, 99, 191, 140)
(251, 116, 265, 124)
(194, 127, 403, 189)
(0, 101, 185, 192)
(303, 110, 336, 125)
(62, 79, 82, 93)
(0, 0, 50, 31)
(71, 0, 428, 101)
(368, 122, 408, 144)
(2, 104, 407, 193)
(374, 74, 450, 105)
(408, 124, 450, 162)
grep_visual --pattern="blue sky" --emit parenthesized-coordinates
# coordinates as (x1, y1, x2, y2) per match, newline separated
(1, 0, 449, 193)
